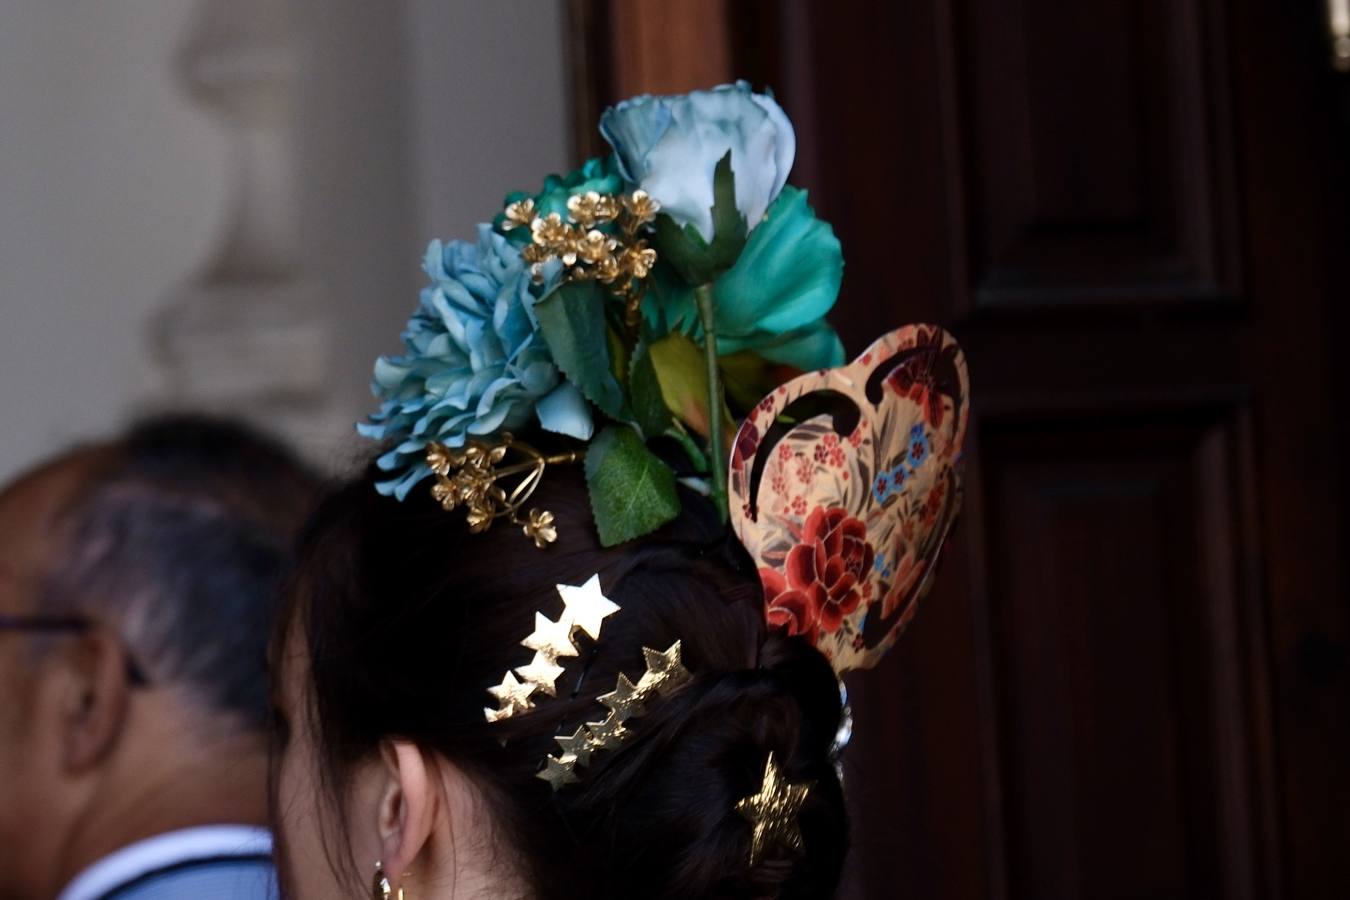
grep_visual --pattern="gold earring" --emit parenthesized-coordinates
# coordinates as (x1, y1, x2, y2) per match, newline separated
(372, 862, 406, 900)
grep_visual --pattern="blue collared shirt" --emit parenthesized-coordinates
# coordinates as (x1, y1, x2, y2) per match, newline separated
(56, 825, 276, 900)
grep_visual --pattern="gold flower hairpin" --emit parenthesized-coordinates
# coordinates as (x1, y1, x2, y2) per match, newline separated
(502, 189, 659, 328)
(426, 433, 582, 548)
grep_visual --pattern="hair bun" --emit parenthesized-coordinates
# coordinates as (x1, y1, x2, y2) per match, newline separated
(556, 633, 847, 900)
(756, 631, 845, 764)
(297, 460, 850, 899)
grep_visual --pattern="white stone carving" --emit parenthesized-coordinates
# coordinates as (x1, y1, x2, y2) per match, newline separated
(151, 0, 334, 442)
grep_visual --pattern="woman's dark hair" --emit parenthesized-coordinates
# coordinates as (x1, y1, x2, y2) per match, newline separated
(275, 441, 848, 900)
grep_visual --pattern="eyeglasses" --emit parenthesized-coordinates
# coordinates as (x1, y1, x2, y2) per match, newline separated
(0, 614, 149, 686)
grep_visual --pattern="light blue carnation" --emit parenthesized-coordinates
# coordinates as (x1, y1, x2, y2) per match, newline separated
(359, 226, 593, 499)
(600, 81, 795, 242)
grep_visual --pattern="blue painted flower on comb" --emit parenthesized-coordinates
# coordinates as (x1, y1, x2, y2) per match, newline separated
(907, 424, 930, 466)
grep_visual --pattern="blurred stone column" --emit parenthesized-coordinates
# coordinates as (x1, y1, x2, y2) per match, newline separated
(151, 0, 334, 444)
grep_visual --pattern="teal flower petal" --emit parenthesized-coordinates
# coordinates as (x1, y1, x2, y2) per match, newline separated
(639, 263, 698, 338)
(515, 359, 557, 395)
(373, 357, 413, 391)
(712, 187, 842, 337)
(495, 156, 624, 241)
(378, 463, 433, 501)
(536, 380, 595, 440)
(536, 156, 624, 217)
(747, 319, 846, 371)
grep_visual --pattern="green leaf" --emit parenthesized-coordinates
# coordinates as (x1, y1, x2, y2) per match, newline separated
(652, 151, 748, 285)
(647, 333, 715, 439)
(646, 332, 738, 448)
(606, 323, 633, 388)
(535, 280, 627, 420)
(719, 350, 800, 412)
(585, 425, 682, 547)
(664, 420, 710, 472)
(709, 148, 748, 253)
(628, 342, 672, 439)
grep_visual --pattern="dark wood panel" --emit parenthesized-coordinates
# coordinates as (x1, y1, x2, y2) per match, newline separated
(579, 1, 1350, 896)
(565, 0, 733, 161)
(942, 0, 1242, 312)
(980, 404, 1270, 899)
(839, 527, 991, 900)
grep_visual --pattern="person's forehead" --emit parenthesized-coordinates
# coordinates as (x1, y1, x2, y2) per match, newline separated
(0, 450, 105, 597)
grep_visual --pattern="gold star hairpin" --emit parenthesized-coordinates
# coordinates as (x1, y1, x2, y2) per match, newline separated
(536, 639, 692, 790)
(736, 752, 814, 866)
(484, 575, 620, 723)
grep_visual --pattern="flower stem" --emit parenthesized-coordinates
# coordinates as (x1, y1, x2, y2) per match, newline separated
(694, 282, 729, 521)
(665, 421, 709, 472)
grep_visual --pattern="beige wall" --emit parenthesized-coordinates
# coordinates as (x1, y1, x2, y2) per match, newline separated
(0, 2, 228, 479)
(0, 0, 572, 482)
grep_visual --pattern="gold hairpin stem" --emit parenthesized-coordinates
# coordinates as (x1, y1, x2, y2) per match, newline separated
(426, 433, 582, 547)
(490, 452, 583, 479)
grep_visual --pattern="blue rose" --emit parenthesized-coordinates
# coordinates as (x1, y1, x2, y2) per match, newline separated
(359, 226, 593, 499)
(600, 81, 795, 242)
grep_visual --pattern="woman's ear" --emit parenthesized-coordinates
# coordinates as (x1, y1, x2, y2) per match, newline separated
(375, 740, 438, 889)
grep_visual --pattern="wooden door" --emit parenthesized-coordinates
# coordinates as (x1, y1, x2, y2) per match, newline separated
(575, 1, 1350, 896)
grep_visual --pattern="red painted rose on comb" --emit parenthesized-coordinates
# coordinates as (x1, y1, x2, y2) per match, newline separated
(763, 507, 875, 643)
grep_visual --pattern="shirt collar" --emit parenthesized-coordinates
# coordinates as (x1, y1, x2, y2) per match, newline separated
(56, 825, 273, 900)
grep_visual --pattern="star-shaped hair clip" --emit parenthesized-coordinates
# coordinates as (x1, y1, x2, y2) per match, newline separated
(483, 574, 620, 723)
(736, 752, 814, 866)
(536, 639, 692, 789)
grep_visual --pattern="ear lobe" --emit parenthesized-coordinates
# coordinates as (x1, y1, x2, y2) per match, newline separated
(61, 630, 131, 772)
(375, 740, 437, 888)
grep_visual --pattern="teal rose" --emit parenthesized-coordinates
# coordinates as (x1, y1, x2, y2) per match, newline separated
(359, 226, 593, 499)
(495, 156, 624, 244)
(643, 186, 845, 372)
(600, 81, 794, 242)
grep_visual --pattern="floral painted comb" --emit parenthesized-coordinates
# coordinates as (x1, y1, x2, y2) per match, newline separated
(728, 325, 969, 673)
